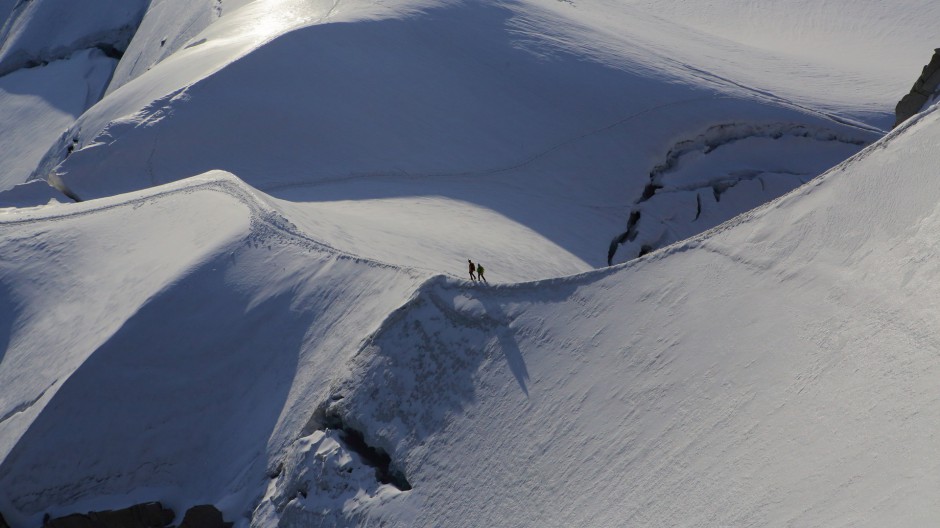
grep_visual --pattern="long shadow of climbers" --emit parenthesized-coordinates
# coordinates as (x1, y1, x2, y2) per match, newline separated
(497, 325, 528, 397)
(317, 277, 583, 475)
(0, 280, 17, 368)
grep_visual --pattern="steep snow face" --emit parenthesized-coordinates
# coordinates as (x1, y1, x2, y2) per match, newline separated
(105, 0, 255, 94)
(0, 171, 424, 526)
(610, 122, 868, 262)
(295, 105, 940, 527)
(0, 0, 147, 75)
(0, 49, 115, 191)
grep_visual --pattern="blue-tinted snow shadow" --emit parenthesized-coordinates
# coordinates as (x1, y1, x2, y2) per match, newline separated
(246, 1, 674, 268)
(61, 0, 703, 266)
(0, 51, 115, 114)
(0, 280, 17, 368)
(333, 278, 587, 451)
(498, 330, 528, 397)
(0, 253, 306, 517)
(243, 2, 811, 268)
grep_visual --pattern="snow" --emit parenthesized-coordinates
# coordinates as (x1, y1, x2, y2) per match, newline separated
(622, 0, 939, 110)
(38, 0, 883, 269)
(312, 105, 940, 526)
(0, 171, 424, 525)
(0, 180, 62, 208)
(0, 48, 115, 191)
(0, 0, 146, 75)
(1, 0, 940, 526)
(254, 430, 406, 527)
(104, 0, 261, 95)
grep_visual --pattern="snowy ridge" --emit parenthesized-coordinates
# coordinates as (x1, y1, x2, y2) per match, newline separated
(258, 102, 940, 526)
(2, 0, 940, 526)
(0, 170, 427, 526)
(38, 0, 883, 273)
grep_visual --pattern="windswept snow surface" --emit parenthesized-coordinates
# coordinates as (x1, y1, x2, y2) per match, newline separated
(3, 111, 940, 525)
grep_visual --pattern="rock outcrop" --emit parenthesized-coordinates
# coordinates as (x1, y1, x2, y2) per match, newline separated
(39, 503, 233, 528)
(43, 502, 174, 528)
(177, 505, 231, 528)
(894, 48, 940, 127)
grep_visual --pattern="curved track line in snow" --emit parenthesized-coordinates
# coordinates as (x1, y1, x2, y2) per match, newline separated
(1, 172, 431, 279)
(389, 109, 903, 298)
(671, 59, 889, 135)
(259, 95, 737, 193)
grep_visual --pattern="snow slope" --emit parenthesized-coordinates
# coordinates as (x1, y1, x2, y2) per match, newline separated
(0, 49, 115, 191)
(0, 0, 146, 192)
(604, 0, 940, 123)
(2, 104, 939, 527)
(104, 0, 274, 95)
(0, 171, 424, 525)
(37, 0, 887, 270)
(1, 0, 939, 526)
(280, 103, 940, 527)
(0, 0, 146, 75)
(4, 0, 933, 265)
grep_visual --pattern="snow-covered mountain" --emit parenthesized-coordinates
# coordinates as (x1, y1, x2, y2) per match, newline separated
(1, 1, 939, 526)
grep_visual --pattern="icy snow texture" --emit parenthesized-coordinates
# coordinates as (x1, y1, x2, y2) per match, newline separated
(105, 0, 257, 95)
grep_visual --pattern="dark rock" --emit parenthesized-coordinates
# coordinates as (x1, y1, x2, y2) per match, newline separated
(177, 505, 232, 528)
(44, 513, 95, 528)
(0, 511, 10, 528)
(89, 502, 174, 528)
(894, 48, 940, 128)
(44, 502, 173, 528)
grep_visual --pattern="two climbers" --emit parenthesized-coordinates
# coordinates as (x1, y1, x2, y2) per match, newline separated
(467, 259, 487, 283)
